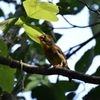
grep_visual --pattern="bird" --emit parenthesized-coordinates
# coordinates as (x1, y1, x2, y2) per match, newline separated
(37, 34, 71, 82)
(37, 34, 70, 69)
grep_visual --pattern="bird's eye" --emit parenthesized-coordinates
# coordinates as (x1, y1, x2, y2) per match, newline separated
(43, 35, 46, 39)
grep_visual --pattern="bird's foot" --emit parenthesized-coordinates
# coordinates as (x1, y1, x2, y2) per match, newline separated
(54, 64, 62, 68)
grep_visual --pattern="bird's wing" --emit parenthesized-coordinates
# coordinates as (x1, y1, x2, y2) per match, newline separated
(54, 45, 66, 59)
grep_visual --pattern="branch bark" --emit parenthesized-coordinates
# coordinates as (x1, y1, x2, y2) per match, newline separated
(0, 56, 100, 84)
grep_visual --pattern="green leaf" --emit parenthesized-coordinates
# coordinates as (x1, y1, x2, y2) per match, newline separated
(95, 0, 100, 5)
(15, 16, 25, 25)
(23, 23, 45, 44)
(31, 85, 56, 100)
(24, 74, 49, 92)
(0, 9, 4, 17)
(57, 0, 73, 15)
(89, 11, 100, 55)
(94, 36, 100, 55)
(75, 48, 95, 73)
(14, 7, 26, 17)
(0, 17, 18, 33)
(54, 33, 62, 42)
(89, 11, 100, 34)
(24, 81, 39, 92)
(51, 84, 66, 100)
(57, 0, 92, 15)
(0, 40, 8, 57)
(0, 65, 16, 93)
(52, 81, 79, 92)
(51, 81, 79, 100)
(23, 0, 59, 21)
(11, 36, 28, 60)
(92, 66, 100, 76)
(67, 92, 75, 100)
(83, 86, 100, 100)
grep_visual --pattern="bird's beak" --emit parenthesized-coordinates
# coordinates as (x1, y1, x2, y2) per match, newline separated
(36, 35, 42, 39)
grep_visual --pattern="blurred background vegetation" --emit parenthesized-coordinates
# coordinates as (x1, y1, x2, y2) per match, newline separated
(0, 0, 100, 100)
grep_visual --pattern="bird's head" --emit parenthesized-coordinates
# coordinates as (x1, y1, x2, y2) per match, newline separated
(37, 35, 54, 46)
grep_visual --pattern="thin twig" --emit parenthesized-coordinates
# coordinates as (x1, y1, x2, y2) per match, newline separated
(54, 21, 100, 29)
(78, 0, 100, 15)
(66, 31, 100, 59)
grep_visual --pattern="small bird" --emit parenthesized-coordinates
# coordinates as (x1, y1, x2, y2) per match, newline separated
(37, 34, 71, 82)
(37, 34, 70, 69)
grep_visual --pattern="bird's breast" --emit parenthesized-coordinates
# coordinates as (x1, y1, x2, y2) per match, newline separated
(43, 45, 61, 65)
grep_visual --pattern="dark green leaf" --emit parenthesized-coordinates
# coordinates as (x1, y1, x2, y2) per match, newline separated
(94, 35, 100, 55)
(31, 85, 56, 100)
(14, 7, 26, 17)
(54, 33, 62, 42)
(52, 81, 79, 93)
(0, 65, 16, 93)
(0, 17, 18, 33)
(0, 40, 8, 57)
(51, 81, 79, 100)
(95, 0, 100, 5)
(67, 92, 75, 100)
(24, 74, 49, 92)
(51, 84, 66, 100)
(89, 5, 100, 55)
(75, 48, 95, 73)
(57, 0, 92, 15)
(11, 36, 28, 60)
(83, 86, 100, 100)
(0, 9, 4, 16)
(92, 66, 100, 76)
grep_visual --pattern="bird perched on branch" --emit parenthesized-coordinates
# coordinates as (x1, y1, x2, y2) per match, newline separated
(37, 34, 70, 69)
(37, 34, 71, 82)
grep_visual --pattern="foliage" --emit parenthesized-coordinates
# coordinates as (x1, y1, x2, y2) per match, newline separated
(23, 0, 59, 21)
(0, 0, 100, 100)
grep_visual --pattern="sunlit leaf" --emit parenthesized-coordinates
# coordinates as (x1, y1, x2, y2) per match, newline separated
(15, 16, 25, 25)
(23, 23, 45, 44)
(23, 0, 59, 21)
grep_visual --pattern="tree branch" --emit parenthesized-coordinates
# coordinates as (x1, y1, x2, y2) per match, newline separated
(0, 56, 100, 84)
(60, 15, 100, 29)
(54, 21, 100, 29)
(66, 31, 100, 59)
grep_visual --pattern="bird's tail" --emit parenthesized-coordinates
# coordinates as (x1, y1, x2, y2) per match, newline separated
(64, 63, 70, 69)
